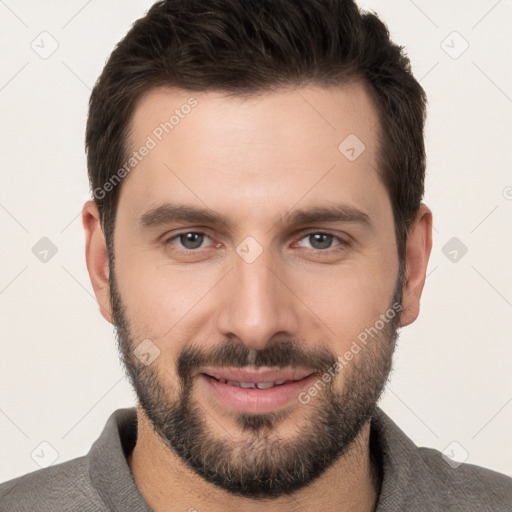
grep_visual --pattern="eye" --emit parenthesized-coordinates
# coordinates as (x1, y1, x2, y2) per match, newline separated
(294, 232, 348, 251)
(165, 232, 213, 251)
(163, 230, 349, 254)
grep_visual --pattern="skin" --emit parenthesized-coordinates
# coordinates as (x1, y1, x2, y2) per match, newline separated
(83, 82, 432, 511)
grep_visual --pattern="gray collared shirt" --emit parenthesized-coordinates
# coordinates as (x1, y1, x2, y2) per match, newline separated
(1, 407, 511, 511)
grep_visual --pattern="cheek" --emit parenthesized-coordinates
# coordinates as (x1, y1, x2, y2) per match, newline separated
(114, 253, 218, 338)
(294, 259, 396, 350)
(114, 230, 398, 353)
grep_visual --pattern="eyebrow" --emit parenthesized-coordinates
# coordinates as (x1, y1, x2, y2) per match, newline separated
(139, 202, 372, 230)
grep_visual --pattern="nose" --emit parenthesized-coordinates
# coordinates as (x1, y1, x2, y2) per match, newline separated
(215, 246, 301, 352)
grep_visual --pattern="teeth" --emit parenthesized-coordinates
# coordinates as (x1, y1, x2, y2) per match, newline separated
(209, 374, 309, 389)
(217, 379, 293, 389)
(239, 381, 256, 389)
(256, 382, 276, 389)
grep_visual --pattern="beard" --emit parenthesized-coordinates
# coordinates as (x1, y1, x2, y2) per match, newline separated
(109, 258, 404, 499)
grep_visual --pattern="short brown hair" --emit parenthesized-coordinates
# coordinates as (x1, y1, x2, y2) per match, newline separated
(86, 0, 427, 267)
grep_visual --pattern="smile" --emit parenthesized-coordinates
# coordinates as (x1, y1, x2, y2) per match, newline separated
(199, 372, 318, 414)
(206, 375, 305, 390)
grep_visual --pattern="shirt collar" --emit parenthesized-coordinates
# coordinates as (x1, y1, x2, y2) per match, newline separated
(370, 406, 435, 510)
(86, 408, 152, 512)
(86, 406, 427, 511)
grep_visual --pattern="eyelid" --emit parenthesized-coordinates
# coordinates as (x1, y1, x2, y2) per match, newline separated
(164, 228, 350, 252)
(164, 230, 215, 250)
(292, 227, 348, 239)
(291, 230, 349, 250)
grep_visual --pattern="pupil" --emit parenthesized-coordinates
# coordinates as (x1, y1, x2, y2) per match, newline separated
(181, 233, 203, 249)
(180, 233, 332, 250)
(311, 233, 331, 250)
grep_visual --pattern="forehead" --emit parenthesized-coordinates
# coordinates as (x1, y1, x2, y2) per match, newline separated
(119, 83, 387, 228)
(128, 82, 379, 156)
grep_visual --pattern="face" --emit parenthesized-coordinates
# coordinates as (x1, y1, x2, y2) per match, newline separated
(106, 83, 405, 498)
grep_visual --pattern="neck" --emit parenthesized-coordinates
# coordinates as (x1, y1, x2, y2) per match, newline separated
(128, 406, 381, 512)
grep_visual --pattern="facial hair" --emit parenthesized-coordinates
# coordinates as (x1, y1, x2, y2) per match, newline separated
(110, 257, 404, 499)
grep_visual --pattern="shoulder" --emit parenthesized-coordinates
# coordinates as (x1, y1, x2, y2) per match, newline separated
(372, 408, 512, 511)
(417, 446, 512, 510)
(0, 456, 106, 512)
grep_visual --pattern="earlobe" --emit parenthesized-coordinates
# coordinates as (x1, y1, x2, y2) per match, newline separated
(398, 203, 433, 327)
(82, 200, 113, 324)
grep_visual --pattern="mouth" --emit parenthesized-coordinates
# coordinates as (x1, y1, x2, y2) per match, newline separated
(203, 374, 310, 390)
(198, 368, 318, 414)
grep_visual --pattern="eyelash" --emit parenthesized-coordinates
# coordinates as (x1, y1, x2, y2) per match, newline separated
(163, 230, 349, 254)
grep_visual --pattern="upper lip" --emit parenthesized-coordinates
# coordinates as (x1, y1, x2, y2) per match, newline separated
(200, 367, 315, 383)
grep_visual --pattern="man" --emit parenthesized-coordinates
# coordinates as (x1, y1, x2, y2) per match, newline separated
(1, 0, 511, 510)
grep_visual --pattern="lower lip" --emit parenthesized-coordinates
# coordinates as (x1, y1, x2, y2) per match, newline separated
(199, 373, 318, 414)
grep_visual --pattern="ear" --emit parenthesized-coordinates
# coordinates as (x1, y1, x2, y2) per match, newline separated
(82, 200, 113, 324)
(399, 203, 433, 327)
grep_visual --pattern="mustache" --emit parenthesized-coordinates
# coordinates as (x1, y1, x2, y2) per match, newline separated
(176, 338, 338, 384)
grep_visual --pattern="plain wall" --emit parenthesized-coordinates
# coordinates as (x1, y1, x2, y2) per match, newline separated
(1, 0, 511, 483)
